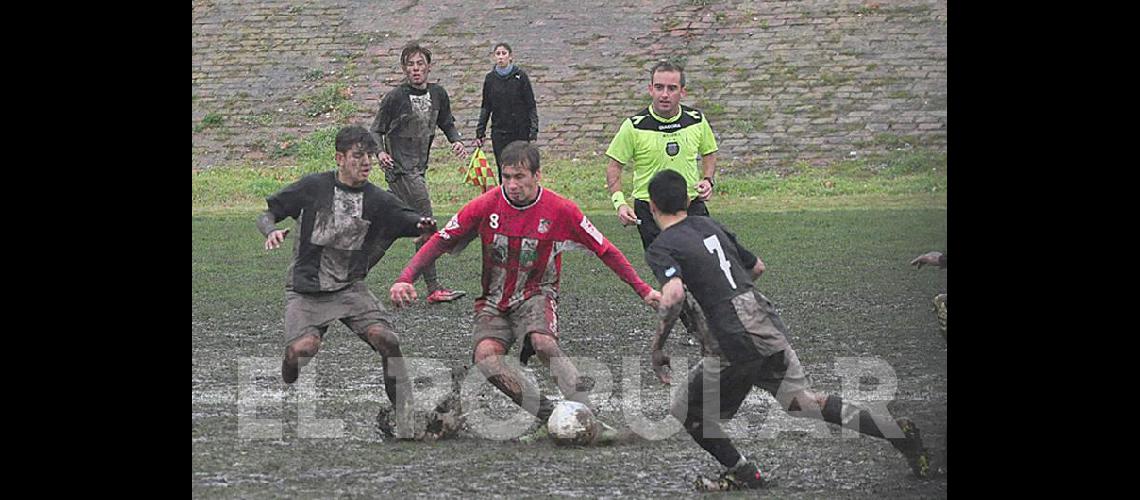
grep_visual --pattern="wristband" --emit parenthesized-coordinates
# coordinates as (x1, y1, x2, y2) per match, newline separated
(611, 191, 628, 211)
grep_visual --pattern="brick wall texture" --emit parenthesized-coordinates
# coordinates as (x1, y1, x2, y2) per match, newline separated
(192, 0, 946, 171)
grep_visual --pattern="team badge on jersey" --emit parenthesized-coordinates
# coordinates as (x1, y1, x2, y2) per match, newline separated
(579, 216, 604, 245)
(538, 218, 551, 234)
(666, 141, 679, 157)
(439, 214, 461, 240)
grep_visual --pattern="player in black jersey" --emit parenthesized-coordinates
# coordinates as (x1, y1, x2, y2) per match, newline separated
(643, 170, 932, 491)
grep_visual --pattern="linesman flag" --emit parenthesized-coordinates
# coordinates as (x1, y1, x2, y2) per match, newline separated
(462, 147, 497, 191)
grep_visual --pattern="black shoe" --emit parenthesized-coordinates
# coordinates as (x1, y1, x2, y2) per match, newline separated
(890, 418, 932, 478)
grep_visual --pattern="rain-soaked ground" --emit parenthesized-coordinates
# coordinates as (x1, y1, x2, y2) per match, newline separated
(193, 210, 947, 497)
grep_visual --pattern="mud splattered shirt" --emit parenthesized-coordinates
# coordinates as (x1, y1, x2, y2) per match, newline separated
(266, 171, 426, 293)
(370, 83, 462, 182)
(646, 216, 786, 364)
(397, 186, 653, 311)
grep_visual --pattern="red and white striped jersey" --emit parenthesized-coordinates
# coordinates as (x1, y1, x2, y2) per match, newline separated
(397, 186, 652, 310)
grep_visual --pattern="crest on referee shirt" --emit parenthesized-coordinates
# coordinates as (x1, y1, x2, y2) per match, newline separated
(666, 141, 679, 157)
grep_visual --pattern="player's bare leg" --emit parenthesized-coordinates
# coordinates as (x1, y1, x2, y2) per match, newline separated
(781, 389, 931, 478)
(365, 323, 414, 439)
(282, 333, 321, 384)
(473, 338, 555, 421)
(529, 333, 591, 408)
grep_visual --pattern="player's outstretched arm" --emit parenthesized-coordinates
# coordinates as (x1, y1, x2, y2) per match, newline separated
(389, 234, 451, 307)
(598, 245, 655, 305)
(751, 257, 766, 280)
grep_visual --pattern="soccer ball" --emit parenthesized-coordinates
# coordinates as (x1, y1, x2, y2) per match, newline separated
(547, 400, 598, 446)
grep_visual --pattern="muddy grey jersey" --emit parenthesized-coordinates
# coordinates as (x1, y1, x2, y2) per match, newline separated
(646, 216, 758, 308)
(646, 216, 777, 364)
(266, 171, 424, 293)
(370, 83, 462, 180)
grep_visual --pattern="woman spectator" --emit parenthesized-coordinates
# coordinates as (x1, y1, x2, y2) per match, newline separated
(471, 43, 538, 184)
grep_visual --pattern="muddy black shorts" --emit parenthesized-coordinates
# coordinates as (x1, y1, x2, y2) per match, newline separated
(670, 346, 810, 425)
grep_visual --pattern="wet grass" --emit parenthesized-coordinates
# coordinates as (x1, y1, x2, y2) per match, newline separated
(193, 152, 946, 215)
(193, 209, 947, 496)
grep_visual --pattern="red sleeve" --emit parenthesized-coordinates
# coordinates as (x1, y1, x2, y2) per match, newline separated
(596, 238, 654, 299)
(565, 202, 652, 299)
(396, 233, 450, 284)
(396, 196, 485, 283)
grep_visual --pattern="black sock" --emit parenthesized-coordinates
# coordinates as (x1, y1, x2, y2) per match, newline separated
(821, 395, 888, 440)
(685, 418, 742, 468)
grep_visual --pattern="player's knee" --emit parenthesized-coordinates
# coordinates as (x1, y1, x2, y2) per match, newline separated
(287, 334, 321, 359)
(528, 333, 560, 357)
(366, 325, 401, 355)
(473, 339, 505, 364)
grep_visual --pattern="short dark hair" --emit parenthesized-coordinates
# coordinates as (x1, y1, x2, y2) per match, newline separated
(650, 60, 686, 87)
(499, 141, 540, 174)
(492, 42, 512, 54)
(401, 42, 432, 66)
(648, 170, 690, 215)
(334, 125, 378, 154)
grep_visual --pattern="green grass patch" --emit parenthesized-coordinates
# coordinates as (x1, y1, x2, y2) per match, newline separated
(195, 113, 224, 132)
(194, 147, 946, 215)
(701, 101, 726, 116)
(302, 83, 356, 118)
(192, 208, 947, 329)
(819, 72, 853, 86)
(428, 17, 458, 35)
(293, 127, 340, 171)
(303, 69, 325, 81)
(241, 114, 275, 127)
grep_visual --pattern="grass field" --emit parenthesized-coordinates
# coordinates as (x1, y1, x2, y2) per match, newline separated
(193, 186, 947, 497)
(192, 147, 946, 215)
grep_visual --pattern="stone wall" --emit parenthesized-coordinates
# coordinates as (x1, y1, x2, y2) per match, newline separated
(192, 0, 946, 170)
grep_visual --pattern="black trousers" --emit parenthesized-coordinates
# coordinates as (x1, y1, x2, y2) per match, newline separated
(490, 131, 528, 185)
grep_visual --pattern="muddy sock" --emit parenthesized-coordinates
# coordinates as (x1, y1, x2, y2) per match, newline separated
(382, 356, 414, 438)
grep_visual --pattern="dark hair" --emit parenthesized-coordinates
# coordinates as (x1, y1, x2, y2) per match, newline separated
(649, 60, 686, 87)
(648, 170, 690, 215)
(499, 141, 540, 174)
(334, 125, 378, 153)
(492, 42, 512, 54)
(401, 42, 432, 66)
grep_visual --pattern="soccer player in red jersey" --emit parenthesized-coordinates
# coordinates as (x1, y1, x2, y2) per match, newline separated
(391, 141, 661, 422)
